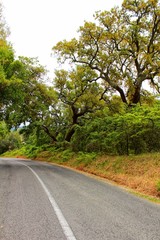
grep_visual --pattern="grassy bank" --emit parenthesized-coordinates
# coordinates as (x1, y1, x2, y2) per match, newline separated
(2, 147, 160, 202)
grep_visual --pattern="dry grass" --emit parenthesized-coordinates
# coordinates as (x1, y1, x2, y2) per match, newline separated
(62, 153, 160, 199)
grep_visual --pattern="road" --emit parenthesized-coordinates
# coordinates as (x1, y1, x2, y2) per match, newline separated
(0, 157, 160, 240)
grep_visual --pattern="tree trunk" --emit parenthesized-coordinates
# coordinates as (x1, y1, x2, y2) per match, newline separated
(65, 106, 78, 142)
(130, 83, 142, 105)
(42, 125, 57, 142)
(65, 125, 75, 142)
(114, 85, 128, 104)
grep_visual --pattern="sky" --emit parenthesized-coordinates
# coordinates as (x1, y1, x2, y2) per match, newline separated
(2, 0, 123, 81)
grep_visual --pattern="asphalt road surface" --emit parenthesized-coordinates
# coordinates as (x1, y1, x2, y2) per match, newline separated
(0, 157, 160, 240)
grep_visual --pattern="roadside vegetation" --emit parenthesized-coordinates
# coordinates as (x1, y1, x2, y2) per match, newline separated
(2, 145, 160, 200)
(0, 0, 160, 200)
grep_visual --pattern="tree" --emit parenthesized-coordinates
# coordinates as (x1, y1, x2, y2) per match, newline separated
(0, 41, 16, 113)
(0, 2, 21, 117)
(0, 2, 59, 144)
(0, 56, 47, 123)
(0, 121, 22, 154)
(53, 0, 160, 106)
(20, 83, 59, 143)
(4, 56, 61, 143)
(54, 65, 105, 142)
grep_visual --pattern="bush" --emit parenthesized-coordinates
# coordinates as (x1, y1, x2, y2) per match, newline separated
(75, 152, 97, 167)
(61, 149, 74, 162)
(71, 104, 160, 155)
(156, 180, 160, 193)
(0, 130, 22, 154)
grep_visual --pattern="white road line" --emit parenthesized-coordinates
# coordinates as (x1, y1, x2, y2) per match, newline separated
(19, 162, 77, 240)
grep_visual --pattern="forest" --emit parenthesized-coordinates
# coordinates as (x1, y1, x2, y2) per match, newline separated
(1, 0, 160, 157)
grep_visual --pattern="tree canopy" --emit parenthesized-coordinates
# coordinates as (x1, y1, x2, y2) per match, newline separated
(53, 0, 160, 106)
(0, 0, 160, 155)
(54, 65, 105, 141)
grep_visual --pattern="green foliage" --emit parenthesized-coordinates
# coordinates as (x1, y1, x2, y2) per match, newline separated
(23, 143, 54, 158)
(11, 101, 160, 157)
(0, 121, 22, 154)
(24, 145, 41, 158)
(1, 0, 160, 158)
(156, 180, 160, 192)
(22, 125, 52, 147)
(54, 65, 105, 142)
(1, 147, 26, 157)
(71, 103, 160, 155)
(60, 149, 74, 162)
(0, 120, 8, 137)
(53, 0, 160, 105)
(76, 152, 97, 167)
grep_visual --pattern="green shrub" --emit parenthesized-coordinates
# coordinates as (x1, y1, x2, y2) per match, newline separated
(0, 130, 23, 154)
(156, 180, 160, 192)
(61, 149, 74, 162)
(76, 152, 97, 167)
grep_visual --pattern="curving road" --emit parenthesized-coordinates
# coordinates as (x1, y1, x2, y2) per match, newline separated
(0, 157, 160, 240)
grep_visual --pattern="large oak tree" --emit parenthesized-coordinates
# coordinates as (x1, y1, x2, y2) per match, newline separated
(53, 0, 160, 106)
(54, 65, 104, 141)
